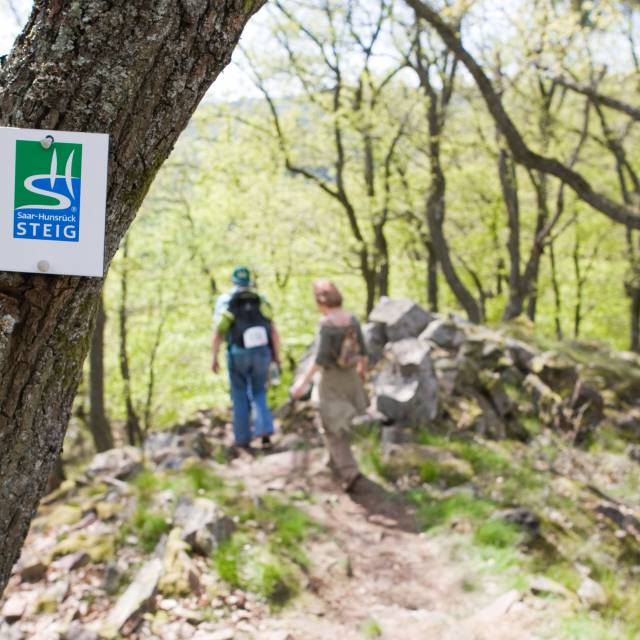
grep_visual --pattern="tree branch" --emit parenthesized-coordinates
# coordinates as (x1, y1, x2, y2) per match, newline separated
(404, 0, 640, 228)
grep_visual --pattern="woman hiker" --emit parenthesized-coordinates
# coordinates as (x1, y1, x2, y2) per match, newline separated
(290, 279, 369, 492)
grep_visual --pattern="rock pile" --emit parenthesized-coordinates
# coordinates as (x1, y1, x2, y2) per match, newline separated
(365, 298, 620, 444)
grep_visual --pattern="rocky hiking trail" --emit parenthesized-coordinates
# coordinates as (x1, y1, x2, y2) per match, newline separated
(220, 448, 548, 640)
(1, 431, 572, 640)
(2, 297, 640, 639)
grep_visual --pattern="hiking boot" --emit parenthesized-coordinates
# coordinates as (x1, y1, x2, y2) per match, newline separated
(231, 442, 254, 458)
(261, 435, 273, 450)
(342, 472, 363, 493)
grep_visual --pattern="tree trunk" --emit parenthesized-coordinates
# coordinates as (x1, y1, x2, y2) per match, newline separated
(0, 0, 262, 596)
(630, 288, 640, 353)
(426, 240, 439, 312)
(549, 243, 564, 339)
(426, 182, 482, 323)
(423, 78, 481, 323)
(373, 222, 390, 300)
(118, 238, 142, 446)
(89, 295, 113, 452)
(499, 148, 524, 321)
(363, 262, 376, 316)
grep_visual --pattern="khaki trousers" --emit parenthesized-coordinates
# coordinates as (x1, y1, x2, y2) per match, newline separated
(317, 367, 368, 484)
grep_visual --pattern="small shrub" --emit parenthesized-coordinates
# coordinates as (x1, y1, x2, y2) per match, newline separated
(245, 551, 298, 606)
(131, 506, 170, 553)
(213, 541, 298, 607)
(214, 539, 242, 587)
(454, 442, 511, 475)
(183, 463, 225, 493)
(414, 492, 493, 530)
(474, 519, 521, 548)
(419, 459, 441, 484)
(361, 619, 383, 638)
(133, 469, 160, 497)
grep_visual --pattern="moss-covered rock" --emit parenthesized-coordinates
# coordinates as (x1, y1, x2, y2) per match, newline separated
(44, 504, 83, 528)
(158, 528, 195, 597)
(51, 532, 114, 563)
(381, 443, 473, 486)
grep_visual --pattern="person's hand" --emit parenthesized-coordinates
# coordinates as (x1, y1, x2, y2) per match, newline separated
(289, 378, 308, 400)
(356, 359, 367, 382)
(212, 357, 220, 374)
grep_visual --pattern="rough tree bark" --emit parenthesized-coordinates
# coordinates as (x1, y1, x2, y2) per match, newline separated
(89, 294, 113, 452)
(0, 0, 263, 596)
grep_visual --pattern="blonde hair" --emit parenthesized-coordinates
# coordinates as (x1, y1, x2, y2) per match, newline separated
(313, 279, 343, 308)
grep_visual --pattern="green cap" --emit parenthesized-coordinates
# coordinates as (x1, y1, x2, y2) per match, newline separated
(232, 265, 251, 287)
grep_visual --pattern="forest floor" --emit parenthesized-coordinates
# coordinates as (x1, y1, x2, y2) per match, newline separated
(219, 446, 549, 640)
(2, 411, 639, 640)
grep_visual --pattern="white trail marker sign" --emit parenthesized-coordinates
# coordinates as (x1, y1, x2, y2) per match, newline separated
(0, 127, 109, 277)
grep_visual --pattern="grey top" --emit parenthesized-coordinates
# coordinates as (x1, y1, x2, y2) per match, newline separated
(315, 315, 366, 368)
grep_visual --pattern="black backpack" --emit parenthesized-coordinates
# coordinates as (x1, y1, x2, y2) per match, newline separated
(228, 290, 273, 349)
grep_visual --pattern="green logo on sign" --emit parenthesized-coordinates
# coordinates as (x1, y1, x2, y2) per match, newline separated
(13, 140, 83, 242)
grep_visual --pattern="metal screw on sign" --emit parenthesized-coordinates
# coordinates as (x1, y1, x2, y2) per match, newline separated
(37, 260, 50, 273)
(40, 135, 54, 149)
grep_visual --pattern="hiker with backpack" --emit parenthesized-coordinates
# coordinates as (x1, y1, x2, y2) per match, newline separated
(211, 266, 281, 451)
(290, 279, 368, 492)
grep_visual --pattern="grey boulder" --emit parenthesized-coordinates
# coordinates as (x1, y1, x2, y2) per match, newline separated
(369, 297, 432, 342)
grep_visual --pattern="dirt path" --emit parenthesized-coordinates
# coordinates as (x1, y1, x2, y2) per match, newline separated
(217, 448, 557, 640)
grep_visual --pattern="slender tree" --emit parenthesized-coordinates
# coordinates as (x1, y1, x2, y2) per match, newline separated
(89, 294, 114, 452)
(404, 8, 483, 322)
(246, 0, 412, 313)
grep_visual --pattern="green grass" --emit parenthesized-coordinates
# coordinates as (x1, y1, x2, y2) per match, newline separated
(361, 619, 383, 638)
(211, 493, 317, 607)
(129, 465, 318, 607)
(410, 491, 494, 530)
(358, 433, 393, 481)
(132, 464, 238, 508)
(130, 506, 170, 552)
(213, 537, 299, 607)
(418, 459, 441, 483)
(453, 441, 511, 476)
(554, 612, 640, 640)
(543, 562, 581, 591)
(473, 519, 522, 548)
(214, 537, 243, 586)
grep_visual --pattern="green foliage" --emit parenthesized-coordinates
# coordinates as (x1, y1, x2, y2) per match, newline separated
(209, 490, 316, 607)
(473, 520, 522, 548)
(130, 506, 170, 553)
(132, 464, 228, 504)
(418, 459, 441, 484)
(212, 515, 307, 607)
(213, 538, 243, 587)
(453, 442, 511, 476)
(410, 491, 494, 531)
(128, 464, 315, 606)
(361, 619, 383, 639)
(543, 563, 581, 591)
(418, 458, 471, 487)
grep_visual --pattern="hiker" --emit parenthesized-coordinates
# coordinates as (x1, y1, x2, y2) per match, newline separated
(290, 279, 368, 492)
(211, 266, 281, 451)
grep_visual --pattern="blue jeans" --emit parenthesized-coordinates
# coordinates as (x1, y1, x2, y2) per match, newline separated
(227, 346, 274, 445)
